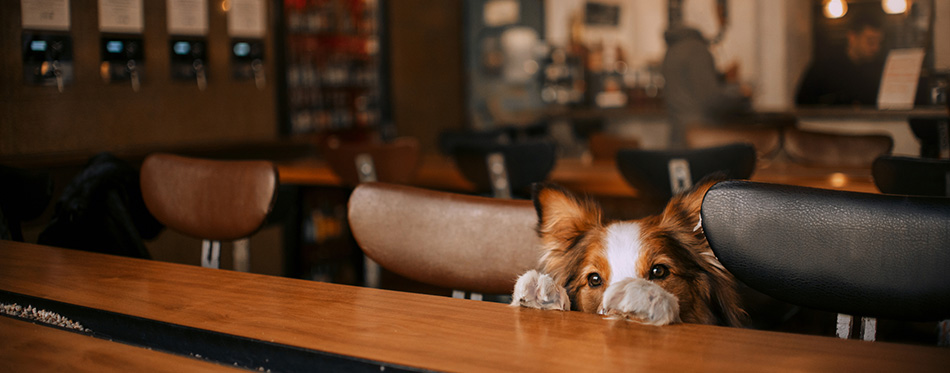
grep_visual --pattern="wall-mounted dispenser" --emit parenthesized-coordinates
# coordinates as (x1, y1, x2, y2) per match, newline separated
(101, 37, 144, 91)
(170, 38, 207, 90)
(231, 39, 265, 89)
(22, 33, 73, 92)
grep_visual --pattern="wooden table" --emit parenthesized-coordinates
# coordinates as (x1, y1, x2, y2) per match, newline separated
(2, 240, 947, 372)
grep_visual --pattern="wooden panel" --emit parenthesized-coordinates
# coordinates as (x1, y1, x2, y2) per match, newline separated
(388, 0, 465, 154)
(2, 241, 948, 372)
(0, 0, 278, 158)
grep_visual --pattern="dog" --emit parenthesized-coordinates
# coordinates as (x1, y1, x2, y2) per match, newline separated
(511, 178, 746, 327)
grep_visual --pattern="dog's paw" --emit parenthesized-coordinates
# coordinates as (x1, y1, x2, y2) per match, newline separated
(598, 278, 681, 325)
(511, 270, 570, 311)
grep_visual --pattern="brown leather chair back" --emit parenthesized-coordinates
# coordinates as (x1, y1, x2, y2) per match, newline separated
(784, 128, 893, 168)
(140, 153, 278, 241)
(321, 137, 421, 187)
(347, 182, 540, 294)
(588, 132, 640, 162)
(686, 126, 782, 160)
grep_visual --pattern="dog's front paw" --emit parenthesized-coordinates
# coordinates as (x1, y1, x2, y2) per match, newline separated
(511, 270, 570, 310)
(599, 278, 680, 325)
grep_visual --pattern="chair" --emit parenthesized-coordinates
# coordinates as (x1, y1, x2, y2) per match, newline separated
(0, 165, 53, 242)
(908, 117, 949, 159)
(347, 182, 540, 299)
(588, 132, 640, 162)
(685, 126, 782, 160)
(783, 128, 893, 168)
(701, 180, 950, 344)
(140, 153, 278, 271)
(451, 140, 556, 199)
(873, 156, 950, 197)
(320, 137, 421, 187)
(616, 143, 756, 200)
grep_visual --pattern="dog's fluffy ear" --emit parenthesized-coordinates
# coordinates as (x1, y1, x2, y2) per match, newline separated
(531, 183, 602, 248)
(662, 174, 723, 229)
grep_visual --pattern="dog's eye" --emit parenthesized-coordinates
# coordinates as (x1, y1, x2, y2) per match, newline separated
(650, 264, 670, 280)
(587, 273, 603, 287)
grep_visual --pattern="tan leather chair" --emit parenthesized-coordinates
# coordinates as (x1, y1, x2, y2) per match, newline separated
(784, 128, 893, 168)
(347, 182, 540, 298)
(140, 153, 278, 270)
(320, 137, 421, 187)
(686, 126, 782, 160)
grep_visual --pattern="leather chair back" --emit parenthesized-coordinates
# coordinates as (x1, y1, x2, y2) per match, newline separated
(872, 155, 950, 197)
(320, 137, 421, 187)
(140, 153, 278, 241)
(616, 143, 756, 200)
(686, 126, 782, 160)
(702, 180, 950, 322)
(347, 182, 540, 294)
(784, 128, 892, 168)
(451, 140, 556, 197)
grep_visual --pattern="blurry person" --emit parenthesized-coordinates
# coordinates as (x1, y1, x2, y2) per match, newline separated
(662, 26, 750, 149)
(796, 15, 885, 106)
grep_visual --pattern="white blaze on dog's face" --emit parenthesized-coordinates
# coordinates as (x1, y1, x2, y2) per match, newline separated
(531, 180, 745, 326)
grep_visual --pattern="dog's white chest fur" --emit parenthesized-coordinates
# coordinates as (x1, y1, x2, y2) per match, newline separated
(604, 222, 644, 285)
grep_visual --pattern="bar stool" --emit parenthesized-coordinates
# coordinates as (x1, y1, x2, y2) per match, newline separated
(784, 128, 893, 168)
(347, 182, 539, 300)
(451, 140, 556, 199)
(616, 143, 756, 201)
(319, 136, 421, 288)
(702, 180, 950, 344)
(140, 153, 278, 271)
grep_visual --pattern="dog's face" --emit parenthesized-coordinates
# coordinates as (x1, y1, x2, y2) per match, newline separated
(531, 179, 745, 326)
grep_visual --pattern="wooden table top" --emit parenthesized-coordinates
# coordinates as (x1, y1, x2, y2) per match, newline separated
(278, 154, 879, 196)
(2, 240, 947, 372)
(0, 316, 242, 372)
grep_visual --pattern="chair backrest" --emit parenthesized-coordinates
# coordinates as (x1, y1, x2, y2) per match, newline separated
(588, 132, 640, 162)
(140, 153, 278, 241)
(685, 126, 782, 160)
(347, 182, 540, 295)
(701, 180, 950, 323)
(320, 137, 421, 187)
(616, 143, 756, 200)
(0, 165, 53, 242)
(451, 140, 556, 198)
(873, 155, 950, 197)
(784, 128, 893, 168)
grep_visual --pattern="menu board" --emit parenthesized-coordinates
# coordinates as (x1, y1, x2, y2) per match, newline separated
(877, 48, 925, 110)
(167, 0, 208, 36)
(21, 0, 71, 30)
(99, 0, 143, 33)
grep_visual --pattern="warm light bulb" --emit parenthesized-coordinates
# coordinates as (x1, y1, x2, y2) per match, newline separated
(882, 0, 907, 14)
(823, 0, 848, 19)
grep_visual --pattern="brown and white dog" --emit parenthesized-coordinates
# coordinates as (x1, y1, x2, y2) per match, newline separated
(511, 178, 745, 326)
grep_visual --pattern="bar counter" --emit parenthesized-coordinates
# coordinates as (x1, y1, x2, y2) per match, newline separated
(2, 240, 947, 372)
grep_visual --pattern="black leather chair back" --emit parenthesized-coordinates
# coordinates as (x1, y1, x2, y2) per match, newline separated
(452, 140, 556, 198)
(701, 180, 950, 322)
(872, 155, 950, 197)
(616, 143, 756, 200)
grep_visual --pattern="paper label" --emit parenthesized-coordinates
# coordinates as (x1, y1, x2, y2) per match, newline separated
(877, 48, 925, 110)
(22, 0, 71, 30)
(99, 0, 143, 33)
(167, 0, 208, 36)
(228, 0, 266, 38)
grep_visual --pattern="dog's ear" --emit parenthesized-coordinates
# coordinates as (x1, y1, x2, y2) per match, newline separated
(531, 183, 602, 247)
(662, 174, 724, 229)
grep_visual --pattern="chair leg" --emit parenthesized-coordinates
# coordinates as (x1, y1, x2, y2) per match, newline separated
(233, 238, 250, 272)
(836, 313, 853, 339)
(201, 240, 221, 269)
(859, 317, 877, 342)
(364, 255, 380, 288)
(939, 320, 949, 347)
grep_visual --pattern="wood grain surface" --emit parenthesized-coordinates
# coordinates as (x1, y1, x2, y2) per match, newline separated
(2, 241, 947, 372)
